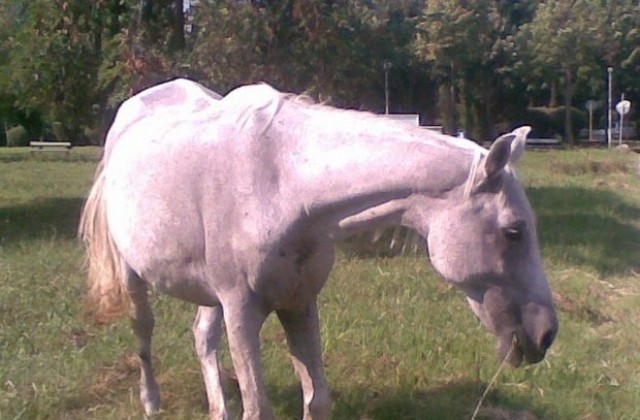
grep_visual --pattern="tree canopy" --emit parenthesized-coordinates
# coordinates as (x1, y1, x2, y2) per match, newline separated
(0, 0, 638, 145)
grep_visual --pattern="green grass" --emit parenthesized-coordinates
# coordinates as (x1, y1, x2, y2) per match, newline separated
(1, 146, 640, 419)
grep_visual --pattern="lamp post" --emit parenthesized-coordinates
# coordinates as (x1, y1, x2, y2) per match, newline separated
(607, 67, 613, 149)
(383, 60, 392, 115)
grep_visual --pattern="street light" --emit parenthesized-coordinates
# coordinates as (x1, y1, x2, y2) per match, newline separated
(383, 60, 392, 115)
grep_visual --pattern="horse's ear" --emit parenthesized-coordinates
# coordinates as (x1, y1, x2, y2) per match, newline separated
(485, 133, 516, 178)
(509, 126, 531, 165)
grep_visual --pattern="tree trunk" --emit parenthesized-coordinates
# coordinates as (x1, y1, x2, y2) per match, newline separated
(438, 83, 457, 136)
(460, 79, 474, 139)
(563, 66, 575, 146)
(108, 0, 126, 35)
(472, 77, 493, 142)
(549, 79, 558, 108)
(166, 0, 185, 52)
(139, 0, 154, 25)
(138, 0, 184, 52)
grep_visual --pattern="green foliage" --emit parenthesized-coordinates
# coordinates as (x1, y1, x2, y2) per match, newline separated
(6, 125, 28, 147)
(415, 0, 500, 136)
(607, 2, 640, 105)
(515, 0, 609, 143)
(414, 0, 539, 140)
(0, 0, 639, 142)
(521, 106, 587, 140)
(189, 0, 424, 109)
(1, 1, 104, 143)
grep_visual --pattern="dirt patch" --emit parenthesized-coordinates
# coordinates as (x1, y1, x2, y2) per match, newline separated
(88, 352, 139, 398)
(553, 292, 612, 326)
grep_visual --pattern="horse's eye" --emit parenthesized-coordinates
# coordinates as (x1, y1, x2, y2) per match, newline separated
(502, 222, 525, 242)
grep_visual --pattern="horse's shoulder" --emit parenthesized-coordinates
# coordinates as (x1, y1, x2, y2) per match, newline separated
(134, 78, 222, 112)
(223, 83, 283, 106)
(119, 79, 221, 122)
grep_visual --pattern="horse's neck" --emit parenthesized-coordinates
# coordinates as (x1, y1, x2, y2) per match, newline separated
(280, 112, 480, 236)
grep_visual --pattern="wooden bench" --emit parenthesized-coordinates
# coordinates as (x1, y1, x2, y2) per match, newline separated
(481, 137, 563, 150)
(525, 138, 563, 149)
(423, 125, 443, 133)
(30, 141, 72, 154)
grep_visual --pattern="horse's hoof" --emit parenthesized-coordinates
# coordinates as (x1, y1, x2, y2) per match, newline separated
(142, 399, 161, 418)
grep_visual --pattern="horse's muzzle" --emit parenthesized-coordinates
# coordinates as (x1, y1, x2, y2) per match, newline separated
(507, 312, 558, 366)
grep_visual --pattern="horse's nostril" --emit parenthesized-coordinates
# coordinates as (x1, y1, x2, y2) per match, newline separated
(539, 329, 555, 351)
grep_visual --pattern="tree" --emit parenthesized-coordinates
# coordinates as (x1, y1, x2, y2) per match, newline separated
(415, 0, 540, 141)
(189, 0, 428, 113)
(1, 1, 103, 141)
(517, 0, 607, 145)
(605, 1, 640, 107)
(415, 0, 500, 140)
(138, 0, 184, 52)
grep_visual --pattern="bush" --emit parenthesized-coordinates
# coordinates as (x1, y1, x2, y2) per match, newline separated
(6, 126, 29, 147)
(520, 107, 587, 140)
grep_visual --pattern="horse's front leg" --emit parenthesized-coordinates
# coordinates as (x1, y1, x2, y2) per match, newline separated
(193, 305, 230, 419)
(127, 275, 161, 416)
(222, 295, 273, 420)
(277, 301, 332, 420)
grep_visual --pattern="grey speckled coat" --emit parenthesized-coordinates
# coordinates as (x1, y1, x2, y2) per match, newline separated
(79, 79, 557, 420)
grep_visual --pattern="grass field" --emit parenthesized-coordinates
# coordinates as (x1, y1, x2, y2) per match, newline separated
(1, 146, 639, 419)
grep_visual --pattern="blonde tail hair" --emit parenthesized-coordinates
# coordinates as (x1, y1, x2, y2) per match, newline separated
(78, 161, 130, 323)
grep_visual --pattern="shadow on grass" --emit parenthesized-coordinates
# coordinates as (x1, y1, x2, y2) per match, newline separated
(46, 346, 547, 419)
(342, 185, 640, 276)
(0, 197, 85, 243)
(269, 380, 547, 420)
(528, 186, 640, 275)
(340, 226, 426, 260)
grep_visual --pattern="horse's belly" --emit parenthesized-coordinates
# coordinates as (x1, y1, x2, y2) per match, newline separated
(252, 241, 336, 310)
(142, 262, 220, 306)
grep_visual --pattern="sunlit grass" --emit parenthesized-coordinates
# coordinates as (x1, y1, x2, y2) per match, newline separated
(1, 147, 639, 419)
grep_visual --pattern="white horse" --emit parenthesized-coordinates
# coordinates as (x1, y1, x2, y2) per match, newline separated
(80, 78, 557, 419)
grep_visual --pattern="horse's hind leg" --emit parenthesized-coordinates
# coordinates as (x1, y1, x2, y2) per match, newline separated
(193, 305, 230, 419)
(277, 301, 332, 420)
(128, 273, 161, 416)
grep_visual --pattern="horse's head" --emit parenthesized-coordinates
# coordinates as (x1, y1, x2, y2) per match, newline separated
(426, 127, 557, 366)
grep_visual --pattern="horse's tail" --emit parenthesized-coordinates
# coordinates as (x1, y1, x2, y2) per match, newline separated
(78, 161, 130, 324)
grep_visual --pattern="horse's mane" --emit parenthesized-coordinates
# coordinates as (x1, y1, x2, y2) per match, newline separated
(221, 83, 487, 161)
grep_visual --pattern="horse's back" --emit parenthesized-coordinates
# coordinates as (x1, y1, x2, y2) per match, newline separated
(105, 78, 223, 154)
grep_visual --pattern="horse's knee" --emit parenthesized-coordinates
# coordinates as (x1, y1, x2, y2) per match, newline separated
(192, 306, 223, 356)
(209, 405, 231, 420)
